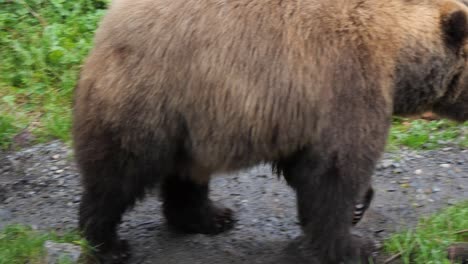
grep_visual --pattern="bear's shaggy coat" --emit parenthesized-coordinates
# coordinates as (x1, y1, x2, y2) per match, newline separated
(73, 0, 468, 263)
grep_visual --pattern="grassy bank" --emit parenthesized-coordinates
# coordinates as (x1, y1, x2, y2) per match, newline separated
(0, 225, 87, 264)
(0, 0, 107, 146)
(384, 201, 468, 264)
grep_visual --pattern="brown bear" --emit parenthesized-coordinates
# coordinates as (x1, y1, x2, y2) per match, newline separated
(72, 0, 468, 263)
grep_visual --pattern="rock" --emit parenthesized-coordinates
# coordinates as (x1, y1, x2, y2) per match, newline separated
(380, 159, 393, 169)
(4, 197, 14, 204)
(414, 169, 423, 175)
(440, 164, 451, 168)
(424, 189, 433, 194)
(44, 241, 82, 264)
(0, 208, 12, 220)
(448, 199, 457, 205)
(415, 194, 427, 200)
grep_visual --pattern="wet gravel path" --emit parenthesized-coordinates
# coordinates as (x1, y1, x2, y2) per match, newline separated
(0, 141, 467, 263)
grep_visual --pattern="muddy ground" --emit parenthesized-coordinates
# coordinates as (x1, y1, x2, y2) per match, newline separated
(0, 141, 467, 263)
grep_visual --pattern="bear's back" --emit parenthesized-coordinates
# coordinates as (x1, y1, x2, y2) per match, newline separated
(75, 0, 447, 167)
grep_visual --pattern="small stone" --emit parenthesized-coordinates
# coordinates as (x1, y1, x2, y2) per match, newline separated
(424, 189, 433, 194)
(50, 166, 59, 171)
(415, 194, 427, 200)
(432, 187, 441, 192)
(414, 169, 423, 175)
(55, 169, 64, 174)
(380, 159, 393, 169)
(44, 241, 82, 264)
(0, 208, 12, 220)
(440, 164, 451, 168)
(268, 217, 279, 223)
(52, 154, 60, 160)
(448, 199, 457, 205)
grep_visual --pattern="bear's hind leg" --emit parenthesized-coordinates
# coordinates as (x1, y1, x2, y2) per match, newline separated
(161, 169, 235, 234)
(77, 138, 164, 263)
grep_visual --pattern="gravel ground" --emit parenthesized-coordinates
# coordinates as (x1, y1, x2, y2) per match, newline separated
(0, 141, 467, 263)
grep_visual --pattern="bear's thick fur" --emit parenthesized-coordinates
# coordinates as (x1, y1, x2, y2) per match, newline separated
(73, 0, 468, 263)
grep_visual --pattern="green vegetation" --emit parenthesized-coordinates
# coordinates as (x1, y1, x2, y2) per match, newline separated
(0, 224, 88, 264)
(0, 0, 108, 147)
(385, 201, 468, 264)
(388, 117, 468, 150)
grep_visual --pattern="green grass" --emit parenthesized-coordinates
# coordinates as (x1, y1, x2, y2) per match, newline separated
(387, 117, 468, 151)
(0, 224, 88, 264)
(384, 201, 468, 264)
(0, 0, 108, 147)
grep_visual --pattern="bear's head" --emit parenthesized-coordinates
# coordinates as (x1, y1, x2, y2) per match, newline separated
(432, 0, 468, 121)
(393, 0, 468, 121)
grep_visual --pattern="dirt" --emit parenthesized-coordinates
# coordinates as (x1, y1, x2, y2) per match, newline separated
(0, 141, 467, 263)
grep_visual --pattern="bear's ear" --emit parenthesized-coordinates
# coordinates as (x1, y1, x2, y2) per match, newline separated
(442, 9, 468, 48)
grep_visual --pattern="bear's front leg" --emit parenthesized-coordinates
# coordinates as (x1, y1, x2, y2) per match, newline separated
(161, 173, 235, 234)
(279, 147, 379, 264)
